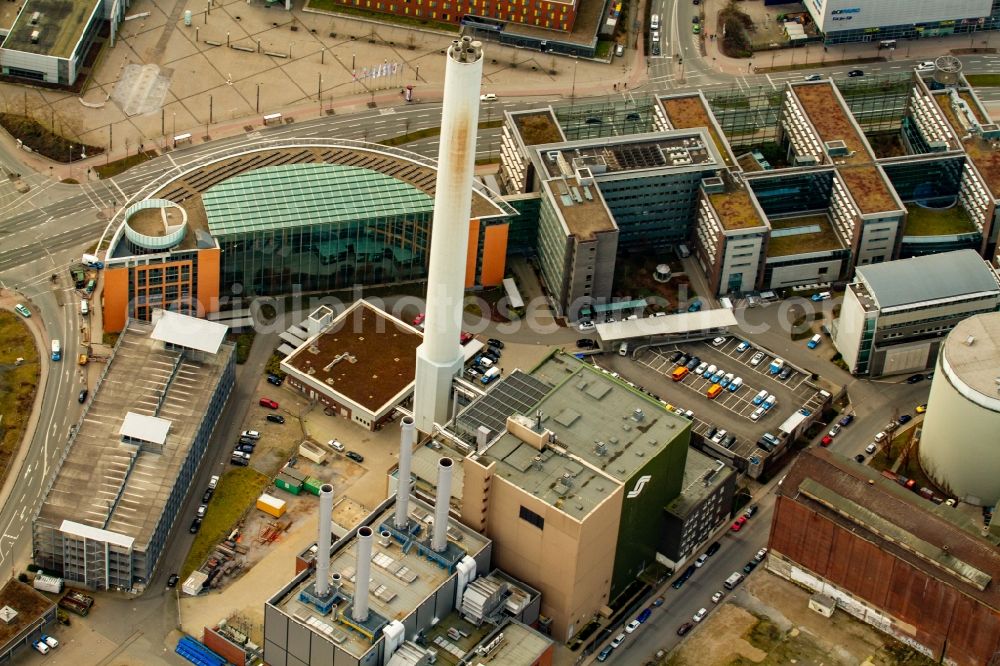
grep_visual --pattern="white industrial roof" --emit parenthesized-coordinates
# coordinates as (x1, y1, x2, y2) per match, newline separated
(150, 309, 228, 354)
(858, 250, 1000, 311)
(59, 519, 135, 549)
(596, 309, 738, 342)
(119, 411, 171, 445)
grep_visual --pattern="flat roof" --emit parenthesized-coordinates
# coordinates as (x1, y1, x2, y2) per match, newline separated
(792, 83, 872, 165)
(766, 213, 844, 258)
(511, 109, 566, 146)
(151, 309, 228, 354)
(941, 313, 1000, 408)
(903, 203, 977, 236)
(542, 176, 617, 241)
(837, 165, 899, 215)
(476, 354, 690, 519)
(657, 94, 735, 167)
(857, 249, 1000, 310)
(272, 499, 489, 659)
(665, 448, 731, 519)
(1, 0, 96, 58)
(119, 412, 171, 446)
(595, 309, 738, 343)
(934, 93, 1000, 198)
(60, 519, 135, 549)
(0, 580, 55, 649)
(35, 318, 233, 552)
(708, 185, 765, 231)
(470, 620, 552, 664)
(777, 449, 1000, 607)
(282, 300, 421, 413)
(534, 131, 720, 180)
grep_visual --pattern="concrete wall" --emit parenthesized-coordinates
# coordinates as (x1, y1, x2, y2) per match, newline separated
(856, 216, 902, 265)
(719, 232, 765, 295)
(765, 255, 846, 289)
(833, 287, 867, 374)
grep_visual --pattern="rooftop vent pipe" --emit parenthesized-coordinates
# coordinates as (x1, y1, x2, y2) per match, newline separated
(395, 416, 416, 530)
(315, 483, 334, 597)
(352, 526, 373, 623)
(432, 458, 454, 552)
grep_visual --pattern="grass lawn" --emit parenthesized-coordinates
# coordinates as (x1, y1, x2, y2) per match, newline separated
(0, 312, 40, 488)
(95, 151, 158, 179)
(964, 74, 1000, 87)
(904, 204, 976, 236)
(181, 466, 270, 579)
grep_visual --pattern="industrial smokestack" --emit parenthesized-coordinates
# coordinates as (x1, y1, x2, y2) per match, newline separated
(413, 37, 485, 433)
(352, 526, 373, 623)
(395, 416, 416, 530)
(432, 457, 454, 552)
(315, 483, 334, 596)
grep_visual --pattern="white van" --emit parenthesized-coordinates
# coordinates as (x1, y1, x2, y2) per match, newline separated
(619, 342, 629, 357)
(80, 300, 89, 316)
(723, 572, 744, 590)
(651, 13, 660, 30)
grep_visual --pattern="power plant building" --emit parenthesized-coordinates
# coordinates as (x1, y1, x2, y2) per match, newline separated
(32, 311, 234, 590)
(918, 312, 1000, 506)
(834, 250, 1000, 376)
(768, 448, 1000, 666)
(450, 352, 693, 641)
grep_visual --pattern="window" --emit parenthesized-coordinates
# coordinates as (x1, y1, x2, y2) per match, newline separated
(519, 505, 544, 529)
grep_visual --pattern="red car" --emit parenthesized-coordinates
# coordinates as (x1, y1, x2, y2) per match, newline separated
(413, 313, 426, 328)
(460, 331, 474, 345)
(259, 398, 279, 409)
(821, 435, 833, 447)
(731, 516, 747, 532)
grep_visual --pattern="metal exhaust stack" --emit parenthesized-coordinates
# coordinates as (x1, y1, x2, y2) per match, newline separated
(352, 526, 374, 623)
(432, 457, 454, 552)
(394, 416, 416, 530)
(315, 483, 334, 596)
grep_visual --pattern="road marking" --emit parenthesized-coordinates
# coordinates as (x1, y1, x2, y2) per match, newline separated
(765, 74, 777, 91)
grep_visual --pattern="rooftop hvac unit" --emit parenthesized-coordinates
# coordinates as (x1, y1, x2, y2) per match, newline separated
(546, 151, 559, 164)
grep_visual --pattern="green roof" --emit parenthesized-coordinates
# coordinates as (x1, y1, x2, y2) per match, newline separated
(201, 163, 435, 236)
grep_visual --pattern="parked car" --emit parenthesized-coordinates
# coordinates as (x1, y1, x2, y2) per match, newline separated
(615, 43, 625, 57)
(669, 350, 684, 362)
(14, 303, 31, 318)
(778, 366, 793, 380)
(865, 442, 877, 454)
(720, 373, 734, 389)
(236, 443, 255, 453)
(706, 541, 721, 556)
(33, 640, 49, 655)
(41, 634, 58, 649)
(754, 547, 768, 562)
(686, 356, 701, 370)
(915, 404, 927, 414)
(736, 340, 750, 353)
(731, 516, 747, 531)
(652, 596, 665, 607)
(804, 73, 822, 81)
(677, 353, 691, 366)
(839, 413, 855, 426)
(597, 645, 613, 662)
(259, 398, 279, 409)
(750, 352, 765, 366)
(676, 622, 694, 636)
(898, 414, 912, 425)
(576, 338, 598, 349)
(695, 554, 709, 568)
(189, 518, 203, 533)
(711, 429, 727, 444)
(874, 431, 887, 442)
(78, 388, 88, 403)
(728, 377, 743, 392)
(242, 430, 261, 440)
(847, 69, 864, 77)
(906, 373, 924, 384)
(487, 338, 504, 349)
(828, 424, 841, 438)
(750, 407, 765, 422)
(711, 591, 724, 603)
(480, 92, 497, 101)
(625, 620, 641, 634)
(267, 414, 285, 424)
(266, 374, 283, 386)
(692, 608, 707, 622)
(202, 489, 213, 503)
(744, 505, 759, 518)
(346, 451, 364, 463)
(578, 320, 595, 332)
(610, 633, 626, 648)
(743, 560, 758, 574)
(711, 369, 725, 383)
(762, 395, 776, 410)
(167, 573, 180, 588)
(328, 439, 345, 452)
(821, 435, 833, 447)
(711, 336, 726, 347)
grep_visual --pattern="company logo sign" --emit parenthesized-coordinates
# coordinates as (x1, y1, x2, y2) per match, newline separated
(627, 475, 652, 499)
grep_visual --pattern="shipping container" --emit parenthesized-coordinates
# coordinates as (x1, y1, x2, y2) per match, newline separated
(256, 493, 287, 518)
(274, 474, 302, 495)
(303, 477, 324, 496)
(281, 466, 307, 482)
(58, 597, 88, 616)
(33, 574, 63, 594)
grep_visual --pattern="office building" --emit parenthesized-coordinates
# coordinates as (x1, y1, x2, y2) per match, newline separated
(0, 580, 56, 662)
(0, 0, 130, 86)
(661, 450, 737, 562)
(919, 312, 1000, 506)
(315, 0, 581, 33)
(101, 141, 514, 333)
(450, 352, 692, 641)
(768, 448, 1000, 666)
(833, 250, 1000, 376)
(32, 311, 234, 590)
(803, 0, 1000, 45)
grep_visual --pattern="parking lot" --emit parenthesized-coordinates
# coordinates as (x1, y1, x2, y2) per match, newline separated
(629, 336, 826, 459)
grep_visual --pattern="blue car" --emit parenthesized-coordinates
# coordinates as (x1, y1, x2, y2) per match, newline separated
(597, 646, 613, 662)
(711, 371, 724, 383)
(637, 608, 652, 623)
(688, 300, 703, 312)
(736, 340, 750, 353)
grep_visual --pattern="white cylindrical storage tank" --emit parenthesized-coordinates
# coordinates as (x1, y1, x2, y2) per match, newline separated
(413, 37, 484, 433)
(919, 313, 1000, 506)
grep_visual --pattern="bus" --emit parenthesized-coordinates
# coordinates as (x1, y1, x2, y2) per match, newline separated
(51, 340, 61, 362)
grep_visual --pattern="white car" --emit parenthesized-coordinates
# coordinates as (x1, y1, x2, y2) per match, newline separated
(241, 430, 261, 440)
(749, 406, 765, 422)
(610, 633, 626, 648)
(711, 429, 727, 444)
(828, 424, 841, 438)
(695, 554, 709, 568)
(693, 608, 707, 622)
(865, 442, 877, 455)
(917, 60, 935, 70)
(874, 431, 887, 443)
(615, 43, 625, 57)
(711, 591, 724, 604)
(480, 93, 497, 101)
(750, 351, 765, 366)
(625, 620, 641, 633)
(712, 336, 727, 347)
(197, 504, 207, 518)
(328, 439, 345, 452)
(754, 547, 769, 562)
(695, 362, 709, 375)
(578, 320, 595, 332)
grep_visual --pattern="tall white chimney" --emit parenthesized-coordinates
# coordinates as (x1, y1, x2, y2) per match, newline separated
(395, 416, 416, 530)
(315, 483, 334, 597)
(352, 526, 374, 623)
(432, 457, 454, 552)
(413, 37, 484, 433)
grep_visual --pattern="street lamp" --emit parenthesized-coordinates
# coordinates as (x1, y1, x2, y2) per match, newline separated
(256, 83, 261, 113)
